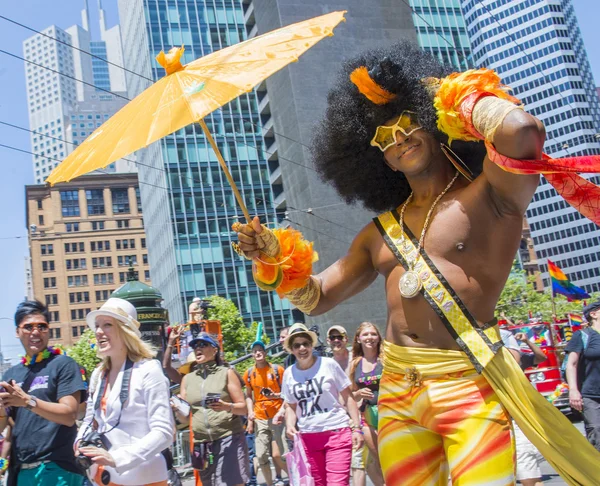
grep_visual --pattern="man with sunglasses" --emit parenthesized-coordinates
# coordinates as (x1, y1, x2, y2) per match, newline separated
(327, 326, 352, 373)
(0, 300, 86, 485)
(235, 41, 600, 484)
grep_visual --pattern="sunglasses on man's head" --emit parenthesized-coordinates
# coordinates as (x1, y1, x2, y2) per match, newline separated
(370, 110, 423, 153)
(19, 323, 49, 333)
(292, 340, 312, 350)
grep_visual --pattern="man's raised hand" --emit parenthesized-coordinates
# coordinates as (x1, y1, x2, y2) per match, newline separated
(232, 216, 263, 259)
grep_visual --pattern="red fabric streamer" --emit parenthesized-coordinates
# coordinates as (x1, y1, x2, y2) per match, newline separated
(485, 142, 600, 226)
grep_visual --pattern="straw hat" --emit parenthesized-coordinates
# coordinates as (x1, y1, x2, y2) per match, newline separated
(178, 351, 197, 375)
(86, 298, 141, 337)
(283, 323, 318, 353)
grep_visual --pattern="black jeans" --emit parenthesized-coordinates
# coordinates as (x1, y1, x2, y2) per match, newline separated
(583, 396, 600, 452)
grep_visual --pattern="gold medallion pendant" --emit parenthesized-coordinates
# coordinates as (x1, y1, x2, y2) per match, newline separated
(399, 269, 422, 298)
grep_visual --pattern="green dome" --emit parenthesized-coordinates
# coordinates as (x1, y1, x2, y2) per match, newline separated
(111, 267, 162, 305)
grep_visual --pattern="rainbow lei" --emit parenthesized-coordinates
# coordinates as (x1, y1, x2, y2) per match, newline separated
(0, 457, 8, 473)
(20, 346, 63, 367)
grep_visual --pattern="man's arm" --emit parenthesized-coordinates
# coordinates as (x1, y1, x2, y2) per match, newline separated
(482, 109, 545, 215)
(236, 218, 379, 315)
(0, 381, 80, 427)
(515, 333, 546, 364)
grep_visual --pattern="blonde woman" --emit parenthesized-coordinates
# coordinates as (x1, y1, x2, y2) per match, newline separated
(75, 298, 174, 486)
(349, 322, 385, 486)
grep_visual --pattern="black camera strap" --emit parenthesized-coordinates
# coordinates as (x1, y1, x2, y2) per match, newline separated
(93, 358, 134, 433)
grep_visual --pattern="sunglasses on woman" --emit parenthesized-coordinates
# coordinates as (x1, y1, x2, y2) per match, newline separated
(370, 111, 422, 152)
(292, 340, 313, 350)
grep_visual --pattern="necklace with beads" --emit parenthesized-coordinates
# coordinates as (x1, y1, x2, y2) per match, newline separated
(398, 172, 459, 298)
(20, 346, 63, 367)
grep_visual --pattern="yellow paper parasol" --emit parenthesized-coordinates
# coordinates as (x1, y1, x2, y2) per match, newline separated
(46, 11, 346, 222)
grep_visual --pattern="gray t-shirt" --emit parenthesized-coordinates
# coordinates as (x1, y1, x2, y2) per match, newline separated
(281, 356, 351, 433)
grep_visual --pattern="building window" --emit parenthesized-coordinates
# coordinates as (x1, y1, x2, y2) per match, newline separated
(38, 215, 44, 225)
(92, 256, 112, 268)
(72, 326, 78, 338)
(95, 289, 111, 301)
(60, 190, 80, 217)
(49, 327, 61, 339)
(118, 255, 137, 266)
(94, 273, 114, 285)
(50, 311, 59, 322)
(70, 308, 90, 321)
(145, 270, 150, 281)
(65, 222, 79, 232)
(43, 277, 56, 288)
(37, 199, 43, 209)
(42, 261, 55, 272)
(115, 239, 135, 250)
(41, 244, 54, 255)
(86, 189, 105, 215)
(142, 254, 148, 264)
(67, 275, 88, 287)
(116, 220, 129, 229)
(44, 294, 58, 305)
(92, 221, 105, 230)
(141, 238, 146, 249)
(90, 241, 111, 251)
(69, 291, 90, 303)
(119, 272, 127, 283)
(112, 188, 130, 214)
(66, 258, 86, 270)
(135, 187, 142, 212)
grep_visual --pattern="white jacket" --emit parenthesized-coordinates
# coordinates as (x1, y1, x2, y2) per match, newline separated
(76, 359, 174, 485)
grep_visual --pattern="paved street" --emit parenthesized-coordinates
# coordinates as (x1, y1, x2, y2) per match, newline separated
(181, 422, 585, 485)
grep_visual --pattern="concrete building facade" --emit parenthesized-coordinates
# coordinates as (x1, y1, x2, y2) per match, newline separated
(461, 0, 600, 294)
(25, 173, 150, 347)
(241, 0, 423, 335)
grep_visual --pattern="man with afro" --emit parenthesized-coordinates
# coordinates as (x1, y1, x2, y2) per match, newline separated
(235, 41, 600, 485)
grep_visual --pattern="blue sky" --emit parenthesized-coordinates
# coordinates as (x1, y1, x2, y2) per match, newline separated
(0, 0, 598, 362)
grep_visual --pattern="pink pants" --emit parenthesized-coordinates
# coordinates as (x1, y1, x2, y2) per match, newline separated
(300, 427, 352, 486)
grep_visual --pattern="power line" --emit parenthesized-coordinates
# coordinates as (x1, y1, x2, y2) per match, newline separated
(0, 14, 155, 83)
(0, 49, 129, 101)
(0, 120, 166, 174)
(287, 205, 357, 234)
(0, 142, 169, 192)
(0, 13, 319, 160)
(284, 216, 352, 246)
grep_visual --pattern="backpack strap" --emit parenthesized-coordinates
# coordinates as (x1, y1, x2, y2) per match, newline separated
(246, 366, 254, 387)
(581, 328, 591, 350)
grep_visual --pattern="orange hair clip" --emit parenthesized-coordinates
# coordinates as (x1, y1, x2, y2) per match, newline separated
(350, 66, 397, 105)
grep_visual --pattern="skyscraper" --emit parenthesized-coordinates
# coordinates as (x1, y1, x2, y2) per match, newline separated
(409, 0, 474, 70)
(118, 0, 295, 337)
(23, 0, 131, 184)
(461, 0, 600, 294)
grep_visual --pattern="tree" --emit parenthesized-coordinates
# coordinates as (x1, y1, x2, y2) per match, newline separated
(67, 328, 101, 375)
(496, 270, 596, 322)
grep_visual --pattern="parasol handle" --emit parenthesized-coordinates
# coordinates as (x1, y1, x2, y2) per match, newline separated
(198, 119, 251, 223)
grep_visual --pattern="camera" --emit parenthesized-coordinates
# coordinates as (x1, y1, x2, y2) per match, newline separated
(75, 431, 112, 470)
(199, 300, 215, 311)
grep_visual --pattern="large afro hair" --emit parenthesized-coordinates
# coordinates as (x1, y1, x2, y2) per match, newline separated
(311, 40, 486, 213)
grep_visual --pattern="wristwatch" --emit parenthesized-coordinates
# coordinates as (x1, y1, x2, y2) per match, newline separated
(25, 396, 37, 410)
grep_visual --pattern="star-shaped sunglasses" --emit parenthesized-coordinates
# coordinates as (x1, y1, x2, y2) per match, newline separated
(370, 111, 423, 152)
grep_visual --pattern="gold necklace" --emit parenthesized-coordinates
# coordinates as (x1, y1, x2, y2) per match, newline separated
(398, 171, 459, 298)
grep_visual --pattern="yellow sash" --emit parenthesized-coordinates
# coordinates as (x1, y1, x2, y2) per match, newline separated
(375, 209, 600, 486)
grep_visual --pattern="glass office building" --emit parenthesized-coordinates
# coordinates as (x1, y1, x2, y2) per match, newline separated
(462, 0, 600, 293)
(118, 0, 294, 335)
(409, 0, 474, 70)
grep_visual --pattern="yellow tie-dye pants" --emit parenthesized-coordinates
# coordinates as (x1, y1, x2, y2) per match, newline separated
(378, 343, 515, 486)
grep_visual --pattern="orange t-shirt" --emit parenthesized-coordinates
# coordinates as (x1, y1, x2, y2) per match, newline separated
(243, 364, 283, 420)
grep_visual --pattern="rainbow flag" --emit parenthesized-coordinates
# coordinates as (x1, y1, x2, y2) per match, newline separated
(568, 313, 583, 331)
(548, 260, 590, 301)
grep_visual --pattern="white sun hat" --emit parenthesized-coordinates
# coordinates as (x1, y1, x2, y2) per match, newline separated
(86, 297, 141, 337)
